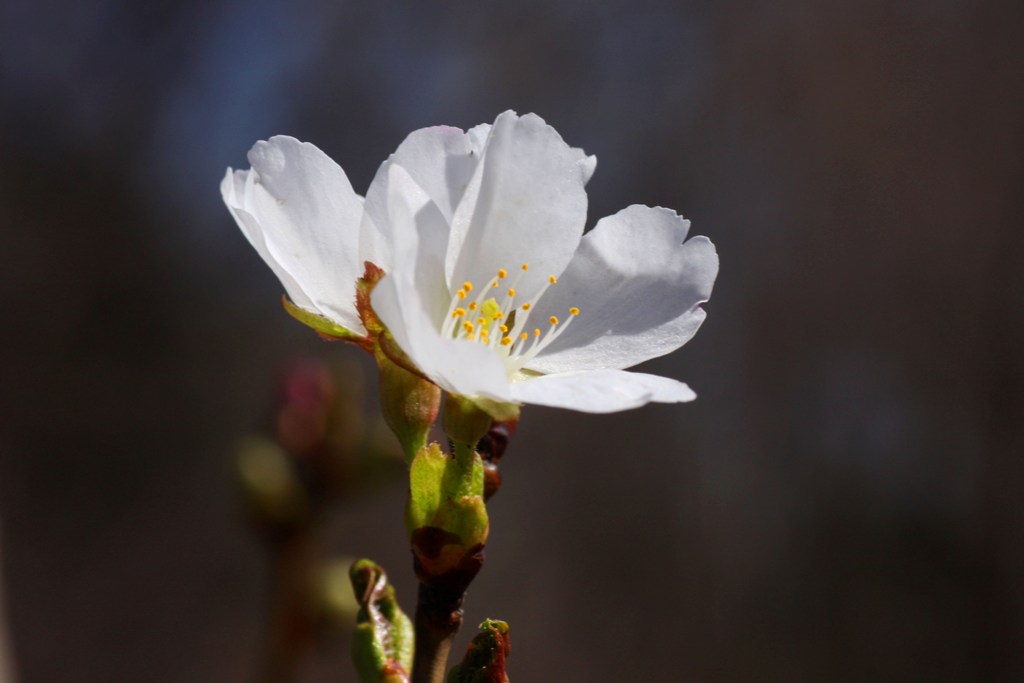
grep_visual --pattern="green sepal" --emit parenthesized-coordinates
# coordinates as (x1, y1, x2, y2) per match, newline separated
(377, 328, 432, 382)
(407, 443, 448, 532)
(282, 296, 363, 342)
(406, 443, 487, 543)
(466, 396, 521, 424)
(376, 353, 441, 463)
(350, 559, 413, 682)
(447, 619, 512, 683)
(432, 496, 488, 551)
(442, 394, 493, 447)
(406, 442, 489, 583)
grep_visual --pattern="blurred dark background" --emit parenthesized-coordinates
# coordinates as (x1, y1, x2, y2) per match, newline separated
(1, 1, 1022, 681)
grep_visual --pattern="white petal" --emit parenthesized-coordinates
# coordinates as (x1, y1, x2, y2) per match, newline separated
(372, 273, 512, 403)
(222, 136, 366, 333)
(446, 111, 588, 302)
(382, 163, 451, 323)
(222, 169, 314, 311)
(526, 205, 718, 373)
(356, 161, 393, 273)
(572, 149, 597, 185)
(359, 124, 480, 278)
(391, 126, 481, 222)
(510, 370, 696, 413)
(466, 123, 491, 153)
(369, 164, 512, 402)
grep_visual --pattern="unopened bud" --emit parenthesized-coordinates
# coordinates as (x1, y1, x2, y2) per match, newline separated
(350, 559, 413, 683)
(477, 421, 516, 501)
(447, 619, 512, 683)
(235, 436, 308, 534)
(275, 360, 335, 455)
(406, 443, 488, 591)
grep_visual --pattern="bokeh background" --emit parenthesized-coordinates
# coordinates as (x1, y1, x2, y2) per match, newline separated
(1, 1, 1022, 681)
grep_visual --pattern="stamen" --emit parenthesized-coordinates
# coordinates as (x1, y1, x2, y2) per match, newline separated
(443, 265, 582, 372)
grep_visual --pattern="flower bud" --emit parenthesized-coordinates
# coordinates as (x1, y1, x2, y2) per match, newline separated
(275, 360, 335, 456)
(406, 443, 488, 591)
(235, 436, 308, 535)
(476, 421, 516, 501)
(447, 619, 512, 683)
(350, 559, 413, 683)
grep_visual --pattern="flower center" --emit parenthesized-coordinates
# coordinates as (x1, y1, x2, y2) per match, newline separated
(440, 264, 579, 373)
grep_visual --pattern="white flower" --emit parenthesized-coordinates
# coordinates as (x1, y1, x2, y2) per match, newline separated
(222, 111, 718, 415)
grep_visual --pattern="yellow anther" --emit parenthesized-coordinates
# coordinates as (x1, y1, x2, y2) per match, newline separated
(497, 268, 508, 279)
(508, 288, 516, 297)
(520, 332, 528, 340)
(457, 289, 467, 300)
(463, 321, 475, 332)
(469, 302, 478, 311)
(521, 263, 529, 271)
(492, 280, 499, 288)
(569, 307, 580, 316)
(477, 317, 486, 325)
(500, 337, 513, 346)
(548, 275, 557, 284)
(533, 328, 541, 337)
(522, 303, 531, 311)
(549, 316, 559, 325)
(467, 333, 476, 341)
(463, 281, 474, 292)
(452, 307, 467, 319)
(499, 325, 509, 333)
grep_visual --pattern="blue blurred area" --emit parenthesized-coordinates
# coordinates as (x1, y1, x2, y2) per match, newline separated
(1, 1, 1022, 681)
